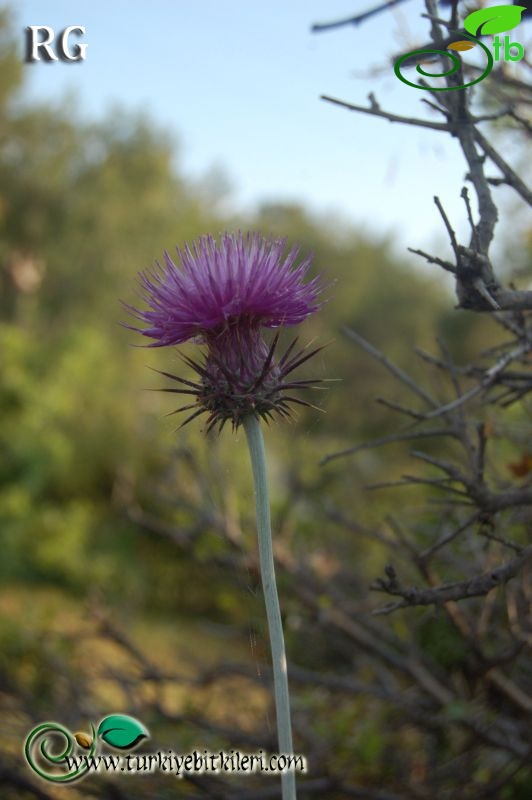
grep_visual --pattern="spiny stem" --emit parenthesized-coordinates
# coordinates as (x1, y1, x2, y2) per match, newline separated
(243, 414, 297, 800)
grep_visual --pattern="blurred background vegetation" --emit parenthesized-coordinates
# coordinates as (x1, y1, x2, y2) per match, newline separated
(1, 5, 531, 799)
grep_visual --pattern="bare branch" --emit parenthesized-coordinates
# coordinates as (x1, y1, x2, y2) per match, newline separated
(311, 0, 411, 33)
(342, 327, 437, 407)
(372, 545, 532, 613)
(321, 94, 451, 132)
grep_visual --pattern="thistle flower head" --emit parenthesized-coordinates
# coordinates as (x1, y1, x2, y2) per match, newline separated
(127, 232, 321, 345)
(125, 232, 325, 431)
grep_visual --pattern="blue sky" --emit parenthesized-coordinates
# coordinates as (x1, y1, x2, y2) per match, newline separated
(13, 1, 525, 255)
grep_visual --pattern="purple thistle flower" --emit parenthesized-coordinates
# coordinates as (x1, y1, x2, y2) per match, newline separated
(125, 232, 325, 431)
(127, 232, 321, 345)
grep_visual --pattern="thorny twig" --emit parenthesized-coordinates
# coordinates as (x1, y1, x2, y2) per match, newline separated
(318, 0, 532, 313)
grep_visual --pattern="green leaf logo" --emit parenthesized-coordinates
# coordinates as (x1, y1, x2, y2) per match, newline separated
(97, 715, 148, 750)
(464, 5, 526, 37)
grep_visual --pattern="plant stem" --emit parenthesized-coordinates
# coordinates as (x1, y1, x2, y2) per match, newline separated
(243, 414, 297, 800)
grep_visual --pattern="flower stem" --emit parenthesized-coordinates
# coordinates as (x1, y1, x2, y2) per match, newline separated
(243, 414, 297, 800)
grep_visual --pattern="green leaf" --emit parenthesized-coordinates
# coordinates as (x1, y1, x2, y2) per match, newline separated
(464, 5, 526, 37)
(444, 701, 468, 721)
(97, 715, 148, 750)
